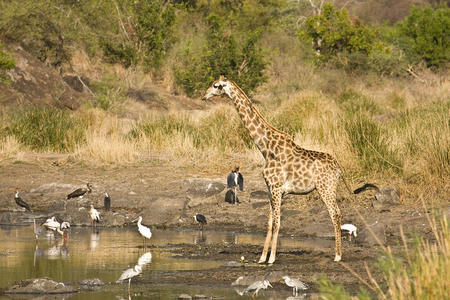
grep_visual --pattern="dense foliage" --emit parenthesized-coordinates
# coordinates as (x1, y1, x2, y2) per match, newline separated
(396, 4, 450, 68)
(175, 14, 266, 97)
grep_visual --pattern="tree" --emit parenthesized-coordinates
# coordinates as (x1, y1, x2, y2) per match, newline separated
(396, 4, 450, 68)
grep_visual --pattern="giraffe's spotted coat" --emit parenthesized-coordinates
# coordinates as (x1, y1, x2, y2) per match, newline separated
(204, 76, 344, 263)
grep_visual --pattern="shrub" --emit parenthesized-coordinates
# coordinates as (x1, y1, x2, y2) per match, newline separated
(298, 3, 378, 62)
(131, 0, 176, 69)
(396, 4, 450, 68)
(0, 42, 15, 82)
(8, 106, 86, 152)
(175, 14, 266, 97)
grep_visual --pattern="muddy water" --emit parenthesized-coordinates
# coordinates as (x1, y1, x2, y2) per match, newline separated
(0, 225, 328, 299)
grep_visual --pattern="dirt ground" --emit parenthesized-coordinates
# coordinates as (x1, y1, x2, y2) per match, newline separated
(0, 157, 446, 296)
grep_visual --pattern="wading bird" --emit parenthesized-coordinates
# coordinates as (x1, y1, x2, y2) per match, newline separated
(133, 216, 152, 248)
(67, 183, 92, 199)
(241, 279, 272, 296)
(341, 223, 357, 241)
(104, 192, 111, 211)
(194, 213, 207, 230)
(89, 205, 100, 227)
(282, 275, 308, 296)
(42, 216, 60, 232)
(14, 191, 31, 211)
(116, 264, 142, 292)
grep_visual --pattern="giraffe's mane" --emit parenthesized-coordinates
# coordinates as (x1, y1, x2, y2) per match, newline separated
(228, 80, 293, 140)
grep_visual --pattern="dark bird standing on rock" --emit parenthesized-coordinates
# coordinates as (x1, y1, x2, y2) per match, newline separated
(226, 167, 244, 204)
(104, 192, 111, 211)
(67, 183, 92, 199)
(194, 213, 207, 230)
(15, 191, 31, 211)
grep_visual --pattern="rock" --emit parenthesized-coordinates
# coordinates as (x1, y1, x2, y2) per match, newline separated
(139, 196, 186, 226)
(357, 221, 386, 246)
(250, 190, 268, 200)
(79, 278, 104, 290)
(178, 294, 192, 300)
(193, 295, 208, 300)
(79, 278, 104, 286)
(372, 187, 400, 212)
(184, 179, 225, 199)
(5, 278, 78, 294)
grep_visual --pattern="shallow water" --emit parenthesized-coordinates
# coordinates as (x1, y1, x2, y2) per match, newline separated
(0, 225, 325, 299)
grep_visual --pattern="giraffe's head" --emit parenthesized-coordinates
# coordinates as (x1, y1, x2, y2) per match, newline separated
(203, 75, 230, 100)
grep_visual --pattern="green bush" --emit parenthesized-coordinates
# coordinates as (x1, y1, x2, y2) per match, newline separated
(175, 14, 266, 97)
(8, 106, 86, 152)
(0, 42, 15, 82)
(131, 0, 176, 68)
(298, 3, 378, 62)
(396, 4, 450, 68)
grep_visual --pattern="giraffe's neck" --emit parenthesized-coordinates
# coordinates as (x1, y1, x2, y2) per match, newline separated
(226, 82, 291, 158)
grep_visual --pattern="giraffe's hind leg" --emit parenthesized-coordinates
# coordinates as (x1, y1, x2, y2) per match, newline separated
(317, 180, 342, 262)
(258, 203, 273, 263)
(258, 182, 274, 263)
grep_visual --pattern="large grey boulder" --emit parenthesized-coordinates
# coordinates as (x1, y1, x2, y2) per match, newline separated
(5, 278, 78, 294)
(372, 187, 400, 212)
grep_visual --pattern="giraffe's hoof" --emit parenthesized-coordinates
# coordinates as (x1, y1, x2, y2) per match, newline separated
(268, 257, 276, 264)
(257, 258, 266, 264)
(334, 254, 342, 262)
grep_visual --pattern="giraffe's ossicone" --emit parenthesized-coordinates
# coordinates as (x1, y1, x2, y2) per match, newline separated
(204, 75, 348, 263)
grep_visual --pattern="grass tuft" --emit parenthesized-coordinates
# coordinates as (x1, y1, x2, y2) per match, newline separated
(8, 106, 86, 152)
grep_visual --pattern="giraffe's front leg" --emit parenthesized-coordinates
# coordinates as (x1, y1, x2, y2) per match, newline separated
(267, 189, 282, 264)
(258, 203, 273, 263)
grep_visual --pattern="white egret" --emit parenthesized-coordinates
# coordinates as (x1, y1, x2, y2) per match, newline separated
(133, 216, 152, 248)
(341, 223, 357, 241)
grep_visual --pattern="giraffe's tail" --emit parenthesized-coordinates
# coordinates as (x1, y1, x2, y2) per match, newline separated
(338, 163, 379, 195)
(353, 183, 379, 194)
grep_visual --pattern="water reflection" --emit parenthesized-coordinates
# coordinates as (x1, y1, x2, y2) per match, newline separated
(89, 229, 100, 250)
(0, 226, 324, 299)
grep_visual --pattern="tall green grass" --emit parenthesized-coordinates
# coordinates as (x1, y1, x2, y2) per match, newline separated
(8, 106, 86, 152)
(338, 89, 403, 174)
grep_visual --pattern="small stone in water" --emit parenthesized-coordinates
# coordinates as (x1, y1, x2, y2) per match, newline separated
(178, 294, 192, 300)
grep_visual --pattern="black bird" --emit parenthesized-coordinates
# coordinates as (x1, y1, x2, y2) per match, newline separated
(15, 191, 31, 211)
(67, 183, 92, 199)
(194, 213, 207, 230)
(104, 192, 111, 211)
(227, 167, 244, 191)
(225, 189, 239, 204)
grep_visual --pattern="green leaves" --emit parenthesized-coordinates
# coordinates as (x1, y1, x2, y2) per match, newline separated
(396, 5, 450, 68)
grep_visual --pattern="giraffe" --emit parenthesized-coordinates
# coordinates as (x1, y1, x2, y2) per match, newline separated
(204, 75, 347, 263)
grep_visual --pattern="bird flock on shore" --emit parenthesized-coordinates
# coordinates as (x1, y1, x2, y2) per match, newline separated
(8, 167, 357, 297)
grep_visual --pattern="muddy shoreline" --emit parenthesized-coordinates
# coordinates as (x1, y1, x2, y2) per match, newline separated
(0, 160, 446, 296)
